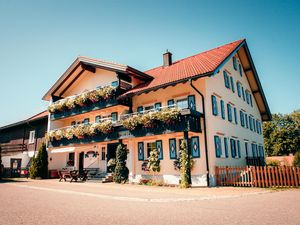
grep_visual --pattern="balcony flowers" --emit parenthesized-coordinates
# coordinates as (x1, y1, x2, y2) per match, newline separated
(157, 108, 180, 124)
(121, 114, 141, 130)
(65, 98, 76, 110)
(64, 127, 74, 140)
(74, 124, 89, 139)
(98, 120, 113, 134)
(75, 92, 89, 107)
(54, 129, 64, 140)
(88, 90, 101, 103)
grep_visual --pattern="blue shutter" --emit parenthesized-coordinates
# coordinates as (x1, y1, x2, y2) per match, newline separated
(137, 106, 143, 113)
(138, 142, 144, 161)
(251, 143, 255, 157)
(230, 139, 236, 158)
(169, 138, 177, 159)
(224, 137, 229, 158)
(221, 100, 225, 119)
(246, 91, 250, 104)
(240, 111, 244, 127)
(237, 140, 241, 158)
(191, 136, 200, 158)
(239, 64, 243, 76)
(237, 82, 241, 97)
(211, 95, 218, 116)
(156, 140, 163, 160)
(241, 86, 245, 101)
(223, 71, 230, 88)
(233, 57, 237, 70)
(245, 113, 249, 128)
(230, 77, 235, 92)
(249, 94, 253, 107)
(245, 142, 249, 157)
(234, 107, 238, 124)
(155, 102, 162, 111)
(188, 95, 196, 110)
(227, 104, 232, 122)
(167, 99, 174, 108)
(214, 136, 221, 158)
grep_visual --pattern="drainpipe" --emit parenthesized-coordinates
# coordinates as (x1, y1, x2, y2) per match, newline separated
(189, 79, 210, 187)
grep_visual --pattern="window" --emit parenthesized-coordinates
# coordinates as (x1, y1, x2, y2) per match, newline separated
(241, 87, 245, 101)
(169, 138, 177, 159)
(245, 90, 250, 104)
(245, 113, 249, 128)
(188, 95, 196, 110)
(176, 98, 188, 109)
(237, 82, 241, 97)
(240, 111, 245, 127)
(146, 142, 156, 158)
(223, 71, 230, 89)
(101, 147, 106, 160)
(253, 118, 256, 132)
(211, 95, 218, 116)
(71, 121, 76, 126)
(154, 102, 162, 111)
(230, 139, 237, 158)
(167, 99, 175, 108)
(230, 77, 235, 93)
(28, 130, 35, 144)
(95, 116, 101, 123)
(83, 118, 90, 125)
(237, 140, 241, 158)
(137, 106, 143, 113)
(249, 116, 253, 131)
(214, 135, 222, 158)
(111, 112, 118, 121)
(68, 153, 75, 166)
(245, 142, 249, 157)
(233, 57, 238, 70)
(145, 105, 154, 111)
(224, 137, 229, 158)
(191, 136, 200, 158)
(227, 104, 232, 122)
(220, 100, 225, 119)
(111, 80, 119, 87)
(249, 94, 253, 107)
(138, 142, 144, 161)
(239, 64, 243, 76)
(251, 143, 257, 157)
(233, 107, 238, 124)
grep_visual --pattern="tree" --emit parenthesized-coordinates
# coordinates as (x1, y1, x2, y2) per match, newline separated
(263, 110, 300, 156)
(113, 143, 129, 183)
(293, 151, 300, 167)
(179, 140, 190, 188)
(30, 143, 48, 179)
(147, 148, 160, 181)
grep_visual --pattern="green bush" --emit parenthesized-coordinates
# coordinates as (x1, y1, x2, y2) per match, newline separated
(113, 143, 129, 183)
(29, 143, 48, 179)
(179, 141, 190, 188)
(293, 151, 300, 167)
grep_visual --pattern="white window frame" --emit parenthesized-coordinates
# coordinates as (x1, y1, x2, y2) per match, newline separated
(28, 130, 36, 144)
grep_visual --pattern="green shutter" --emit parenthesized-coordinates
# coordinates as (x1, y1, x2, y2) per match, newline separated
(214, 136, 221, 158)
(191, 136, 200, 158)
(224, 137, 229, 158)
(156, 140, 163, 160)
(138, 142, 144, 161)
(188, 95, 196, 110)
(169, 138, 177, 159)
(237, 140, 241, 158)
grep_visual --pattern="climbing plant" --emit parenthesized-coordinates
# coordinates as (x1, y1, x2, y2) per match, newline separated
(113, 143, 129, 183)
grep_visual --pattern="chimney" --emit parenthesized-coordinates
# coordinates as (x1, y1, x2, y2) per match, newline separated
(163, 50, 172, 67)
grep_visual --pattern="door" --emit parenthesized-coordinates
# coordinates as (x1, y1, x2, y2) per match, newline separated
(10, 158, 22, 178)
(106, 143, 118, 171)
(79, 152, 84, 172)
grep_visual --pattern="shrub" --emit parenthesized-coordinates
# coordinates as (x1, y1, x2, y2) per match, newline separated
(266, 159, 280, 166)
(113, 143, 129, 183)
(179, 140, 190, 188)
(107, 158, 116, 173)
(293, 151, 300, 167)
(30, 143, 48, 179)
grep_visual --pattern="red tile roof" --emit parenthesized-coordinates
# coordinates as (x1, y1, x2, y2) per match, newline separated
(123, 39, 244, 96)
(27, 111, 48, 121)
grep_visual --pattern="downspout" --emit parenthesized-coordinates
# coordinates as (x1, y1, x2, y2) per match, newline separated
(189, 79, 210, 187)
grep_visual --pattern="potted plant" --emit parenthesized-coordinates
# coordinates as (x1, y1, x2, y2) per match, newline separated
(74, 124, 87, 139)
(65, 98, 76, 110)
(64, 127, 74, 140)
(88, 90, 101, 103)
(75, 92, 89, 107)
(121, 114, 141, 130)
(54, 129, 64, 140)
(140, 113, 155, 128)
(98, 120, 113, 134)
(157, 108, 180, 124)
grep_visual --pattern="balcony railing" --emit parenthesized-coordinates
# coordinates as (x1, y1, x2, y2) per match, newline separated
(0, 143, 27, 153)
(49, 82, 131, 121)
(246, 156, 265, 166)
(48, 107, 202, 148)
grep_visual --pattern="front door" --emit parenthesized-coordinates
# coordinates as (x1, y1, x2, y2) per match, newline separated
(107, 143, 118, 171)
(79, 152, 84, 172)
(10, 158, 22, 178)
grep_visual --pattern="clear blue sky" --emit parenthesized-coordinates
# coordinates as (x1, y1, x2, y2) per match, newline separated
(0, 0, 299, 126)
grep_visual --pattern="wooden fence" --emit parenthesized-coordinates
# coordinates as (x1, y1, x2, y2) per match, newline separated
(215, 166, 300, 188)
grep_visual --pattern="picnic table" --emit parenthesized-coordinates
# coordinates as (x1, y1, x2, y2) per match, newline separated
(58, 170, 88, 183)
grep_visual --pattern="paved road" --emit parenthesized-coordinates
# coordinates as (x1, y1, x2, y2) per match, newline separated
(0, 179, 299, 225)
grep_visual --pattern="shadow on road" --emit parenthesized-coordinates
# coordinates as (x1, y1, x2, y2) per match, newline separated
(0, 178, 29, 184)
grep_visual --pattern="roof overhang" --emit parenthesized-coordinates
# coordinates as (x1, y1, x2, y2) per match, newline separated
(42, 56, 153, 101)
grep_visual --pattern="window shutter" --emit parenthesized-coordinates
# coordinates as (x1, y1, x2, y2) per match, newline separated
(233, 57, 237, 70)
(234, 107, 238, 124)
(241, 86, 245, 101)
(211, 95, 218, 116)
(137, 106, 143, 113)
(191, 136, 200, 158)
(156, 140, 163, 160)
(239, 64, 243, 76)
(230, 139, 236, 158)
(240, 111, 244, 127)
(221, 100, 225, 119)
(227, 104, 232, 122)
(111, 112, 118, 121)
(230, 77, 235, 93)
(245, 142, 249, 157)
(167, 99, 175, 108)
(251, 144, 255, 157)
(237, 140, 241, 158)
(154, 102, 162, 111)
(169, 138, 177, 159)
(223, 71, 230, 88)
(138, 142, 144, 161)
(224, 137, 229, 158)
(188, 95, 196, 110)
(214, 136, 221, 158)
(245, 114, 248, 128)
(237, 82, 241, 97)
(249, 94, 253, 107)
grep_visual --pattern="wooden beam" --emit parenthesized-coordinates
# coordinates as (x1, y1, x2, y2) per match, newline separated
(244, 67, 252, 73)
(81, 63, 96, 73)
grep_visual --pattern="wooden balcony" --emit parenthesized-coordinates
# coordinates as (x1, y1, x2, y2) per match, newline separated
(49, 108, 202, 148)
(0, 143, 27, 153)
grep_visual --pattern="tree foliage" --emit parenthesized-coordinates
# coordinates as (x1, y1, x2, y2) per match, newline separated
(263, 110, 300, 156)
(147, 148, 160, 173)
(113, 143, 129, 183)
(30, 143, 48, 179)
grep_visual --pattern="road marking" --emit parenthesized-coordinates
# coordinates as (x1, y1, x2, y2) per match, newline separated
(6, 183, 273, 203)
